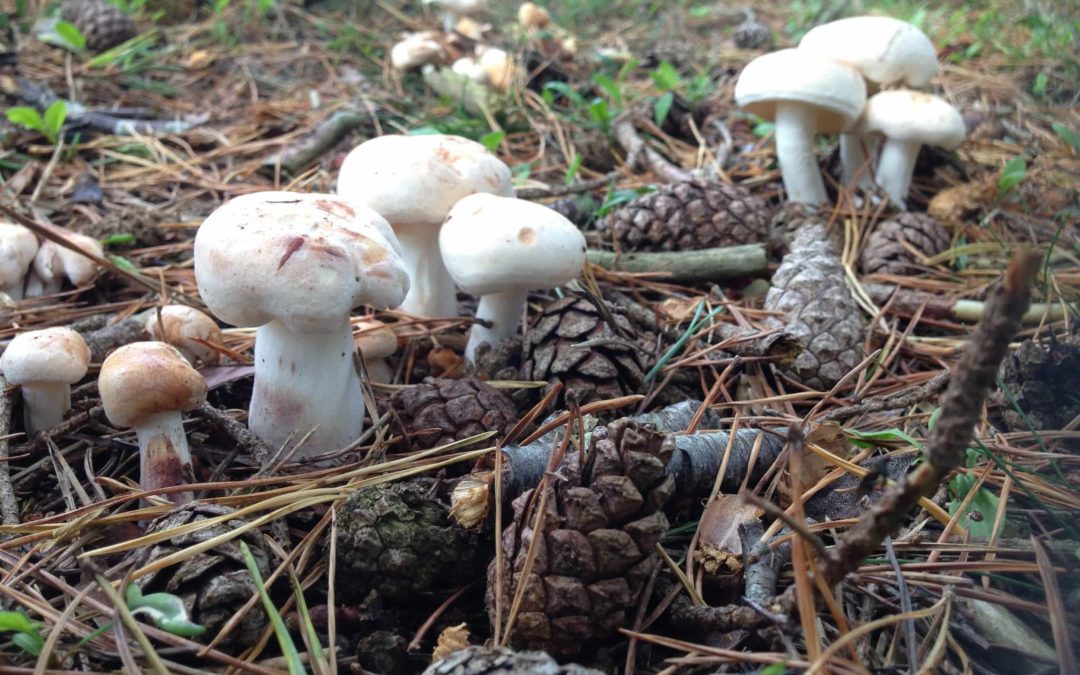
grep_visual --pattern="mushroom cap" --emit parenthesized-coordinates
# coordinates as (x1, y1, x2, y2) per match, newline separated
(477, 46, 514, 93)
(146, 305, 223, 365)
(390, 31, 444, 71)
(99, 341, 207, 429)
(193, 192, 410, 333)
(799, 16, 938, 88)
(0, 327, 90, 386)
(734, 49, 867, 134)
(354, 319, 398, 360)
(439, 193, 586, 295)
(518, 2, 551, 29)
(32, 233, 103, 288)
(861, 90, 966, 149)
(336, 134, 514, 230)
(0, 223, 38, 291)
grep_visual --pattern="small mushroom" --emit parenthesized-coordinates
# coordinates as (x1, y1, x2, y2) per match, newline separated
(0, 327, 90, 434)
(24, 232, 103, 298)
(336, 134, 514, 318)
(0, 222, 38, 302)
(799, 16, 939, 193)
(518, 2, 551, 30)
(390, 31, 444, 71)
(735, 49, 866, 204)
(99, 342, 207, 502)
(861, 90, 965, 209)
(146, 305, 223, 366)
(476, 45, 514, 93)
(423, 0, 486, 33)
(354, 319, 398, 384)
(194, 192, 409, 458)
(439, 193, 586, 362)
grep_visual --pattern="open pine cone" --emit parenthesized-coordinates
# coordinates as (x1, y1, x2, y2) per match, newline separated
(522, 296, 647, 407)
(595, 180, 770, 252)
(487, 418, 674, 658)
(59, 0, 137, 53)
(764, 222, 866, 390)
(860, 212, 951, 275)
(391, 377, 517, 450)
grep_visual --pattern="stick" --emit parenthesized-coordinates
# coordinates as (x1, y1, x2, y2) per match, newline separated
(612, 112, 693, 184)
(587, 245, 768, 282)
(196, 402, 274, 469)
(0, 375, 20, 525)
(260, 108, 370, 176)
(823, 250, 1042, 586)
(516, 170, 621, 200)
(863, 283, 1066, 325)
(81, 314, 150, 363)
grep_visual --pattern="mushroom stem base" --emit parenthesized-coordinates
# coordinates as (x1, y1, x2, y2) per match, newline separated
(395, 223, 459, 318)
(20, 383, 70, 435)
(875, 139, 921, 210)
(465, 288, 528, 363)
(250, 320, 365, 460)
(839, 133, 879, 192)
(774, 102, 828, 205)
(137, 411, 194, 503)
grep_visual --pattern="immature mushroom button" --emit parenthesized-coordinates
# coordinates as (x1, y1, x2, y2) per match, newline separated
(336, 134, 514, 318)
(798, 16, 939, 192)
(0, 327, 90, 434)
(193, 191, 409, 458)
(391, 31, 444, 71)
(0, 223, 38, 302)
(146, 305, 223, 366)
(861, 90, 966, 209)
(439, 193, 586, 362)
(734, 49, 866, 204)
(24, 232, 103, 298)
(99, 342, 207, 503)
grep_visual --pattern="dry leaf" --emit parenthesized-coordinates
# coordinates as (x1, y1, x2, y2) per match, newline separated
(927, 182, 988, 222)
(777, 422, 851, 506)
(693, 494, 763, 575)
(659, 296, 702, 321)
(432, 622, 470, 663)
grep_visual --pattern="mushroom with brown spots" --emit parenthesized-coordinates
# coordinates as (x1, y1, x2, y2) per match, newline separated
(99, 342, 207, 503)
(146, 305, 223, 366)
(193, 191, 409, 458)
(0, 327, 90, 434)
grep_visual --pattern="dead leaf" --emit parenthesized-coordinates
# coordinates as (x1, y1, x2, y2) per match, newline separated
(659, 296, 702, 322)
(694, 494, 763, 575)
(777, 422, 851, 506)
(428, 346, 465, 378)
(432, 623, 470, 663)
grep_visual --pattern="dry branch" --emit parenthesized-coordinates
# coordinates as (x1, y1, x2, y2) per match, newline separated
(587, 245, 768, 282)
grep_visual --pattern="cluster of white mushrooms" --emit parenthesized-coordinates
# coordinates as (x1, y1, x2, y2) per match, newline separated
(735, 16, 966, 208)
(0, 223, 103, 303)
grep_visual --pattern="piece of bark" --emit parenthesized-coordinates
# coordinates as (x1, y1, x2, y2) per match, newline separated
(587, 245, 768, 282)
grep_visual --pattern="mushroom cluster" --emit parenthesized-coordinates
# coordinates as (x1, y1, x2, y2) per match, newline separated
(0, 223, 102, 302)
(735, 15, 965, 208)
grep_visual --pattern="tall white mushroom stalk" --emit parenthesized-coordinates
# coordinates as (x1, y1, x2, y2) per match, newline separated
(735, 49, 866, 204)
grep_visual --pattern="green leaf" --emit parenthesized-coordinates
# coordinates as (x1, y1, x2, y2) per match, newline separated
(587, 98, 610, 130)
(108, 255, 139, 273)
(479, 130, 505, 153)
(240, 542, 306, 675)
(0, 611, 37, 635)
(125, 585, 207, 637)
(947, 485, 1003, 539)
(591, 73, 623, 107)
(752, 121, 775, 138)
(1052, 123, 1080, 154)
(564, 153, 582, 185)
(761, 664, 787, 675)
(848, 427, 925, 451)
(651, 60, 680, 91)
(11, 632, 43, 656)
(654, 92, 675, 126)
(101, 233, 136, 246)
(5, 107, 44, 132)
(997, 155, 1027, 195)
(42, 100, 67, 138)
(54, 20, 87, 51)
(1031, 72, 1048, 97)
(542, 81, 585, 108)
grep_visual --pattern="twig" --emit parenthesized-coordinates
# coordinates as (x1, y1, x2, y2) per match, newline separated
(817, 371, 949, 423)
(196, 402, 274, 470)
(823, 250, 1042, 586)
(260, 108, 370, 176)
(80, 314, 151, 363)
(0, 375, 20, 526)
(739, 521, 788, 606)
(863, 283, 1066, 325)
(516, 170, 621, 200)
(587, 244, 768, 282)
(739, 490, 828, 562)
(1032, 537, 1079, 675)
(883, 535, 917, 669)
(612, 112, 693, 184)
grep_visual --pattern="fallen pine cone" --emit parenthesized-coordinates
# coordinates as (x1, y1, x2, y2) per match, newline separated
(60, 0, 137, 53)
(391, 377, 517, 450)
(423, 645, 603, 674)
(860, 212, 951, 275)
(595, 180, 770, 252)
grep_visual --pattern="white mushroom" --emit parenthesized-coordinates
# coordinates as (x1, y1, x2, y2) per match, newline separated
(336, 134, 514, 318)
(861, 90, 966, 209)
(0, 223, 38, 302)
(390, 31, 444, 71)
(423, 0, 486, 33)
(99, 341, 207, 503)
(518, 2, 551, 30)
(193, 192, 409, 458)
(24, 231, 103, 298)
(146, 305, 223, 366)
(799, 16, 939, 193)
(0, 327, 90, 434)
(354, 319, 398, 384)
(734, 49, 866, 204)
(439, 193, 586, 362)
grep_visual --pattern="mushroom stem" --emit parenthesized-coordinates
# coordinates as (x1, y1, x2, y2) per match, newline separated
(465, 288, 528, 363)
(394, 223, 459, 318)
(22, 271, 62, 299)
(250, 319, 365, 458)
(2, 284, 24, 302)
(875, 138, 921, 209)
(19, 382, 70, 434)
(774, 102, 828, 204)
(364, 358, 394, 384)
(839, 133, 879, 192)
(136, 410, 194, 503)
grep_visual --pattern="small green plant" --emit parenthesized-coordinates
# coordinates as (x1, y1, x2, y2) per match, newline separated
(5, 100, 69, 144)
(0, 611, 44, 656)
(37, 19, 86, 52)
(125, 585, 206, 637)
(997, 155, 1027, 196)
(241, 541, 306, 675)
(947, 449, 1005, 539)
(1052, 123, 1080, 154)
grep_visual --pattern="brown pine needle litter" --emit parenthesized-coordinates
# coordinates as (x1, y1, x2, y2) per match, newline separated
(1, 0, 1078, 672)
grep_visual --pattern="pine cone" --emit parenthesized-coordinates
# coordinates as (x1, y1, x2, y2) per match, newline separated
(522, 296, 647, 407)
(734, 17, 773, 49)
(769, 201, 825, 251)
(424, 646, 603, 674)
(996, 332, 1080, 435)
(764, 222, 866, 390)
(487, 418, 675, 657)
(138, 504, 269, 651)
(860, 212, 951, 275)
(336, 479, 484, 602)
(391, 377, 518, 450)
(59, 0, 136, 53)
(596, 180, 770, 252)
